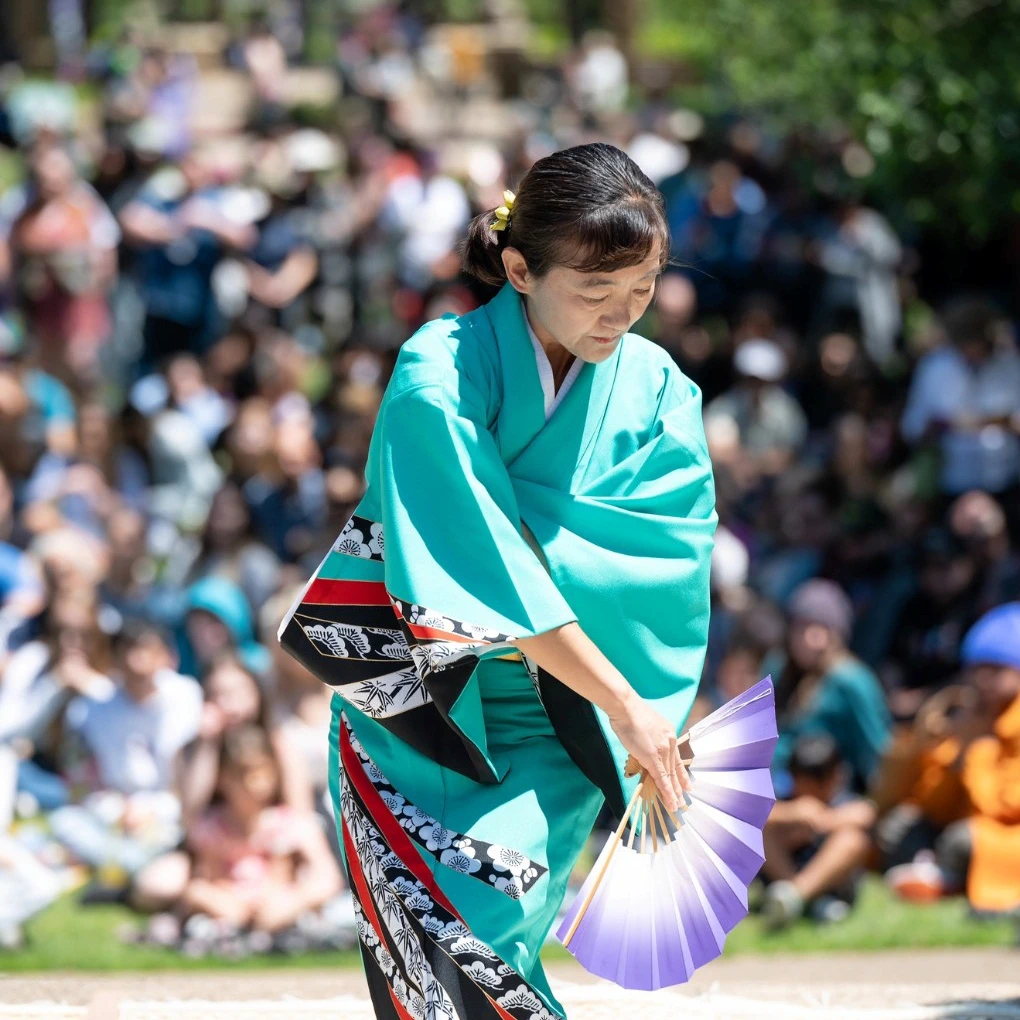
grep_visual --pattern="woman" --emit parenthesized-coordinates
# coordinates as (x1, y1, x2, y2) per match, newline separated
(280, 143, 716, 1020)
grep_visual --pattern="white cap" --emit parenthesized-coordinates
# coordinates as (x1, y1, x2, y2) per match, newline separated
(734, 338, 787, 382)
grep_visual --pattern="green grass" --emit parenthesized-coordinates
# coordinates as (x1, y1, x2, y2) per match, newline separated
(2, 877, 1014, 972)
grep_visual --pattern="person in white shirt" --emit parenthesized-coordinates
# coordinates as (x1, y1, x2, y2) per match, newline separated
(48, 621, 202, 889)
(901, 297, 1020, 496)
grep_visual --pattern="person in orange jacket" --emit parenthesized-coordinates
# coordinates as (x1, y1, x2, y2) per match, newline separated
(881, 602, 1020, 913)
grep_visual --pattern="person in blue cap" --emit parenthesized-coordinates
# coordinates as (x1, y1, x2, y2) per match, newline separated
(883, 602, 1020, 912)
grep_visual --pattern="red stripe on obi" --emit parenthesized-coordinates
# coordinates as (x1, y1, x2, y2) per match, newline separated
(304, 578, 392, 606)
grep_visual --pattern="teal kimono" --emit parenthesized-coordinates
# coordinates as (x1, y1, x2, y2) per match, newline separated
(280, 282, 716, 1019)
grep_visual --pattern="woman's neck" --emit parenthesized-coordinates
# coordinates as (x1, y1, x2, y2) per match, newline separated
(523, 298, 575, 387)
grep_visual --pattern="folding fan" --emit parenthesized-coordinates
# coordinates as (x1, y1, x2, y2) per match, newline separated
(556, 675, 777, 990)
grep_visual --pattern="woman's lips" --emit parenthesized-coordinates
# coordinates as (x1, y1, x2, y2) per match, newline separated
(591, 335, 620, 345)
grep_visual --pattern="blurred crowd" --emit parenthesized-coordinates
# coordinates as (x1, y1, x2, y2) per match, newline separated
(1, 4, 1019, 955)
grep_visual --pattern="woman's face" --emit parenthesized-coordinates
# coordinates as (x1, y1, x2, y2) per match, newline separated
(505, 248, 662, 364)
(186, 609, 232, 664)
(206, 661, 262, 727)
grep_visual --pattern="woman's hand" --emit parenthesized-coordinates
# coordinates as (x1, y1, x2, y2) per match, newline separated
(607, 692, 689, 813)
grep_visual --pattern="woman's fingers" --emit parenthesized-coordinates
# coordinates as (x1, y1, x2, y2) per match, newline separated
(650, 755, 679, 813)
(668, 739, 684, 807)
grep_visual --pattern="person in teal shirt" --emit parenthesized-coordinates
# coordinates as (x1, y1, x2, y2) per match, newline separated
(766, 578, 891, 797)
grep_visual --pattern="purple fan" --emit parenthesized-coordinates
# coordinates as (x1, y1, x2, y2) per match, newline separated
(557, 676, 777, 990)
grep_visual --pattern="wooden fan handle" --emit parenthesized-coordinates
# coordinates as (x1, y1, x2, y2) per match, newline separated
(624, 753, 693, 778)
(561, 776, 646, 948)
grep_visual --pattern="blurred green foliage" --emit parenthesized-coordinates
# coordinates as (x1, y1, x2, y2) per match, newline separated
(650, 0, 1020, 241)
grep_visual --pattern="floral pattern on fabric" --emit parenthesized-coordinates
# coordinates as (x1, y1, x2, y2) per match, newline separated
(345, 719, 547, 897)
(338, 729, 563, 1019)
(334, 515, 385, 561)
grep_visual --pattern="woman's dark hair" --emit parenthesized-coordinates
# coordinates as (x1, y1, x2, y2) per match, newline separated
(462, 142, 670, 287)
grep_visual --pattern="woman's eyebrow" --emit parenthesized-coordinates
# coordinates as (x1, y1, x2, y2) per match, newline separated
(581, 269, 660, 288)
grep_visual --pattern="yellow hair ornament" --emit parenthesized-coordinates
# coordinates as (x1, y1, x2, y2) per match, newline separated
(491, 189, 516, 232)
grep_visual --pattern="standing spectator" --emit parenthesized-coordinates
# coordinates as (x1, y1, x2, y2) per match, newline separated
(119, 151, 256, 370)
(768, 578, 891, 795)
(8, 142, 119, 386)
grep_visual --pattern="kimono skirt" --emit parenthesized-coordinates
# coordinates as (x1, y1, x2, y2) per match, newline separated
(328, 657, 603, 1020)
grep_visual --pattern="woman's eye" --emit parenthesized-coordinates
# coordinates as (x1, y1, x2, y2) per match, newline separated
(582, 295, 608, 306)
(635, 288, 652, 297)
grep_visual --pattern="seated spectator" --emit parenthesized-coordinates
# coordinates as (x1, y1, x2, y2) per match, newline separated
(242, 411, 328, 565)
(177, 575, 270, 681)
(762, 734, 876, 928)
(182, 724, 341, 933)
(170, 482, 281, 620)
(948, 491, 1020, 618)
(261, 587, 334, 840)
(179, 653, 317, 824)
(704, 337, 808, 488)
(768, 578, 891, 796)
(49, 621, 202, 905)
(1, 588, 113, 815)
(900, 296, 1020, 500)
(881, 602, 1020, 914)
(0, 464, 45, 657)
(883, 527, 983, 719)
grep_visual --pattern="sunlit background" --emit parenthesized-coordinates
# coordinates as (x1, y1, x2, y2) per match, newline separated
(1, 0, 1019, 971)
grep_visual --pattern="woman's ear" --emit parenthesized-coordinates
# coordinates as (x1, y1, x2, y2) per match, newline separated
(501, 247, 530, 294)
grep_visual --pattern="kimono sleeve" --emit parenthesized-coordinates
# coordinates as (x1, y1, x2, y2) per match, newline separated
(373, 380, 577, 639)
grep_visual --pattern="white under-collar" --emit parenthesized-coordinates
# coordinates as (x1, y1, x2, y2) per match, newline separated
(522, 303, 583, 422)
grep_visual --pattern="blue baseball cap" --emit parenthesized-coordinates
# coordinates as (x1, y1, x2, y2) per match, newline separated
(960, 602, 1020, 670)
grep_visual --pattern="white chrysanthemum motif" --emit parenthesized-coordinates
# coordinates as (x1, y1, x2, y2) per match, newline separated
(487, 844, 529, 876)
(364, 761, 386, 784)
(379, 790, 405, 815)
(407, 991, 425, 1020)
(334, 526, 371, 558)
(368, 522, 385, 556)
(392, 975, 409, 1005)
(374, 944, 395, 976)
(439, 846, 482, 875)
(463, 961, 502, 989)
(401, 805, 433, 830)
(419, 822, 454, 852)
(497, 984, 545, 1012)
(489, 875, 525, 899)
